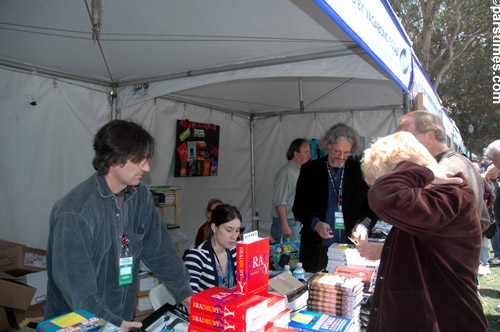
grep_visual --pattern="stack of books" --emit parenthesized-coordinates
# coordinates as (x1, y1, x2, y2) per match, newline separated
(188, 287, 269, 331)
(189, 231, 290, 331)
(307, 273, 364, 330)
(326, 243, 379, 273)
(149, 185, 180, 205)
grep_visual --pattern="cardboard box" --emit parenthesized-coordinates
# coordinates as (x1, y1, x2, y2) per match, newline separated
(134, 295, 154, 317)
(0, 271, 36, 310)
(268, 272, 304, 296)
(136, 273, 161, 297)
(24, 271, 48, 305)
(0, 239, 46, 276)
(0, 307, 9, 332)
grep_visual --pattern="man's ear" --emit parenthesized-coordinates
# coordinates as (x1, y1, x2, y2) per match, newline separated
(426, 130, 437, 142)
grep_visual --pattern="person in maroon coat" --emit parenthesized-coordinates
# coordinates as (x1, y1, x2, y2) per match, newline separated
(361, 132, 488, 332)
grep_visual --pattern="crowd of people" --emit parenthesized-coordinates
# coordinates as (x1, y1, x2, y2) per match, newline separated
(43, 114, 500, 331)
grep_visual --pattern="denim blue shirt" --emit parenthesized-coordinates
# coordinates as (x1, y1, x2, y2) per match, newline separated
(45, 173, 193, 326)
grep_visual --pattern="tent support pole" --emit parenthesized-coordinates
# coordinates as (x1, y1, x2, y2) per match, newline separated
(403, 91, 411, 114)
(111, 85, 118, 120)
(250, 115, 258, 231)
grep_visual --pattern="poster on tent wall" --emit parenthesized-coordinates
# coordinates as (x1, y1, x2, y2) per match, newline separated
(175, 120, 220, 177)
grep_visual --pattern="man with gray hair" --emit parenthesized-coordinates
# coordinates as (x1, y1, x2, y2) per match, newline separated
(358, 111, 491, 273)
(293, 123, 378, 272)
(398, 111, 491, 274)
(485, 140, 500, 169)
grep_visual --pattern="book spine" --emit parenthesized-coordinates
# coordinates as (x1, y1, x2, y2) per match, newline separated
(189, 310, 254, 332)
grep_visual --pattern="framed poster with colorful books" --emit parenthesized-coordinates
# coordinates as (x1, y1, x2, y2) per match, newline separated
(175, 120, 220, 177)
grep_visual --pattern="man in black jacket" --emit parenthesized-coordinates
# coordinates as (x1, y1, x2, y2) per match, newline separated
(292, 123, 378, 272)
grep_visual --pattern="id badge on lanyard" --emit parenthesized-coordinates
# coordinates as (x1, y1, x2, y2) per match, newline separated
(334, 205, 345, 230)
(119, 235, 133, 286)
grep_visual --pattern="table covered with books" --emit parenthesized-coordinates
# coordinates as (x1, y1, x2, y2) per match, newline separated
(36, 229, 386, 332)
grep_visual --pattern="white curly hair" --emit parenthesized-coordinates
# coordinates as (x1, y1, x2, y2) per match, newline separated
(362, 131, 437, 186)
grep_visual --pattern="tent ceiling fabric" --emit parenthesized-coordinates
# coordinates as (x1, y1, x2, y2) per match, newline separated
(0, 0, 402, 115)
(170, 77, 402, 115)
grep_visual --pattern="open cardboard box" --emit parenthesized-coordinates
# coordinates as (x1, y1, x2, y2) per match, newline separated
(268, 271, 304, 295)
(269, 271, 309, 312)
(0, 271, 36, 310)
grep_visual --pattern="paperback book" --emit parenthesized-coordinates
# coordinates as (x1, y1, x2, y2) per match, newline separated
(288, 310, 355, 332)
(36, 310, 120, 332)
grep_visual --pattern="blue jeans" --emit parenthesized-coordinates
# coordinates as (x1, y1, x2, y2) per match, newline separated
(271, 218, 302, 243)
(480, 236, 490, 266)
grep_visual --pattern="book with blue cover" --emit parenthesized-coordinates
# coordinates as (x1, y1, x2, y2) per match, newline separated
(288, 310, 355, 332)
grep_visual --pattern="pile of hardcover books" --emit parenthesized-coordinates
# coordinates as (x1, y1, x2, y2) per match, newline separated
(326, 243, 379, 273)
(307, 273, 364, 331)
(188, 231, 293, 332)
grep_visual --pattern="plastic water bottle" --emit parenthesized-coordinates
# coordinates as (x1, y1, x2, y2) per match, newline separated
(293, 262, 305, 280)
(284, 264, 291, 273)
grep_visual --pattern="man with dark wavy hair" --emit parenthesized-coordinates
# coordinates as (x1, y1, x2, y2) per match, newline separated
(45, 120, 193, 331)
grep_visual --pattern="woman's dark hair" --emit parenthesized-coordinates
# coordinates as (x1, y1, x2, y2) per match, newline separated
(286, 138, 307, 160)
(92, 120, 155, 175)
(205, 204, 242, 240)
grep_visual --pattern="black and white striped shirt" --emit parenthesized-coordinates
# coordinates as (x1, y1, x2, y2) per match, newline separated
(184, 240, 236, 293)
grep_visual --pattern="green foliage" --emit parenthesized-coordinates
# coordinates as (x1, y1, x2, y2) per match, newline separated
(440, 37, 500, 155)
(389, 0, 496, 157)
(479, 253, 500, 331)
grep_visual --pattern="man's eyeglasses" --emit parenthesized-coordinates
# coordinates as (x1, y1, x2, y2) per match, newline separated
(333, 150, 351, 157)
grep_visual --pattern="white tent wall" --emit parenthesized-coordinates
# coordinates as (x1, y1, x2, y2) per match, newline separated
(121, 98, 404, 254)
(0, 67, 111, 249)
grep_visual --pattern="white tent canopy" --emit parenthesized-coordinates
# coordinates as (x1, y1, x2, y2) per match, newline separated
(1, 0, 409, 252)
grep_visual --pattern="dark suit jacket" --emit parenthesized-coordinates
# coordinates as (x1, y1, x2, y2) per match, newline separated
(292, 156, 377, 272)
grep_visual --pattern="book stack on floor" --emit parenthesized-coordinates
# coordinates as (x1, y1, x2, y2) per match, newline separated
(326, 244, 379, 273)
(189, 231, 290, 331)
(307, 273, 364, 331)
